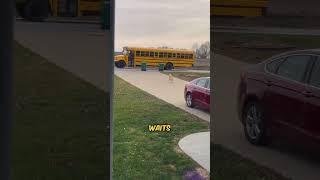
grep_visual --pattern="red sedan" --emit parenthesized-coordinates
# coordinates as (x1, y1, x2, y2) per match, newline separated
(184, 77, 210, 111)
(238, 50, 320, 147)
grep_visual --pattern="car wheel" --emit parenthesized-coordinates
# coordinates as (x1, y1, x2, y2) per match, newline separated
(165, 62, 174, 70)
(186, 93, 194, 108)
(243, 102, 268, 145)
(117, 60, 126, 68)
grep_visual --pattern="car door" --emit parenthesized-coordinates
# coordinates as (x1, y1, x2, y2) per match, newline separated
(203, 78, 210, 109)
(194, 78, 207, 106)
(264, 55, 312, 140)
(303, 57, 320, 144)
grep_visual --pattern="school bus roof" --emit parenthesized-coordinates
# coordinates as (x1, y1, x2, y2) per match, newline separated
(123, 47, 194, 53)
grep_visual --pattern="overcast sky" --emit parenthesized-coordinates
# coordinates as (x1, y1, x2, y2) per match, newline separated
(115, 0, 210, 52)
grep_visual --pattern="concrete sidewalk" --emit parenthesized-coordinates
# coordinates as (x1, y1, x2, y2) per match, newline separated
(179, 132, 210, 172)
(115, 68, 210, 122)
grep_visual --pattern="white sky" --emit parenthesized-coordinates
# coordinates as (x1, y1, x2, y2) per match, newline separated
(115, 0, 210, 52)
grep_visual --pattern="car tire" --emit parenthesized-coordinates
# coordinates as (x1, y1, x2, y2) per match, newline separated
(165, 62, 174, 70)
(243, 102, 268, 145)
(186, 93, 194, 108)
(117, 60, 126, 68)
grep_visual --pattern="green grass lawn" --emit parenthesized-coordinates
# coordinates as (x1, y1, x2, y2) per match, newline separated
(13, 43, 108, 179)
(113, 76, 210, 179)
(162, 72, 210, 82)
(214, 32, 320, 64)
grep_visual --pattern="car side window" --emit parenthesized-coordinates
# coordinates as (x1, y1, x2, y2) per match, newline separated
(192, 79, 199, 85)
(310, 59, 320, 88)
(196, 79, 207, 88)
(266, 58, 284, 73)
(276, 55, 311, 82)
(206, 79, 210, 89)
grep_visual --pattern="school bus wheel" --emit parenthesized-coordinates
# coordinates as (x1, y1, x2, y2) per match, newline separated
(116, 60, 126, 68)
(165, 62, 174, 70)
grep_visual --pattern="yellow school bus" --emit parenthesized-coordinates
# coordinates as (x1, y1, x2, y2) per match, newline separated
(211, 0, 268, 17)
(114, 47, 195, 70)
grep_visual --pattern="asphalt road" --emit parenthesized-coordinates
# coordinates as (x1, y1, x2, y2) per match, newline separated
(213, 54, 320, 180)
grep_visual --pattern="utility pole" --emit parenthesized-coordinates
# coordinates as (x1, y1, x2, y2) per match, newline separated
(0, 0, 14, 179)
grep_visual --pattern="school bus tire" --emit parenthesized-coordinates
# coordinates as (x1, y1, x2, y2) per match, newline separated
(117, 60, 126, 68)
(165, 62, 174, 70)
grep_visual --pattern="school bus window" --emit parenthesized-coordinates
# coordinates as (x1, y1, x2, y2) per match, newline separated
(190, 54, 193, 59)
(164, 52, 168, 58)
(141, 51, 145, 56)
(155, 52, 158, 57)
(177, 53, 181, 58)
(145, 51, 150, 57)
(136, 51, 141, 56)
(173, 53, 176, 58)
(168, 53, 172, 58)
(159, 52, 164, 58)
(181, 54, 185, 59)
(150, 52, 154, 57)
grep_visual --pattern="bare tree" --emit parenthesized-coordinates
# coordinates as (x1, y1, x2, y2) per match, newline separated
(195, 41, 210, 59)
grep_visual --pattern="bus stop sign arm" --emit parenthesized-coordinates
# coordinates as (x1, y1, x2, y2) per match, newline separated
(0, 0, 14, 179)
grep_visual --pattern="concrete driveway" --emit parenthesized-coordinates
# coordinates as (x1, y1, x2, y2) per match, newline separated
(213, 54, 320, 180)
